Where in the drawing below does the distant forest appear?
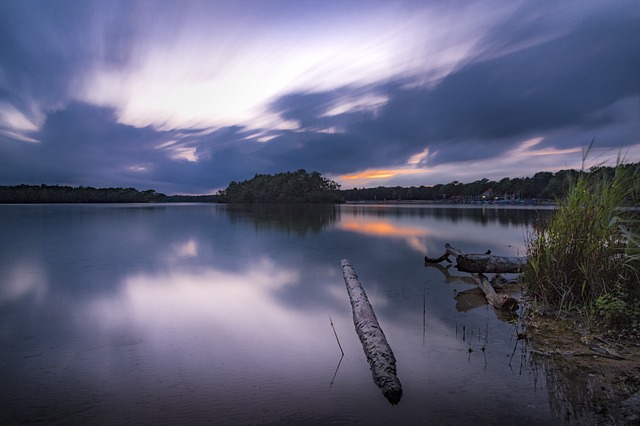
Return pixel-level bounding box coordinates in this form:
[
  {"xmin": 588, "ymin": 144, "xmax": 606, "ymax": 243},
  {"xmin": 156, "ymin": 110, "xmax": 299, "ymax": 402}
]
[
  {"xmin": 0, "ymin": 185, "xmax": 215, "ymax": 204},
  {"xmin": 340, "ymin": 163, "xmax": 640, "ymax": 203},
  {"xmin": 1, "ymin": 163, "xmax": 637, "ymax": 204}
]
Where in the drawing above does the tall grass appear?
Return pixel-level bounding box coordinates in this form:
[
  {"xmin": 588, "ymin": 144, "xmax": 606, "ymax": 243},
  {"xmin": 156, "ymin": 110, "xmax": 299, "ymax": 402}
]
[{"xmin": 523, "ymin": 163, "xmax": 639, "ymax": 333}]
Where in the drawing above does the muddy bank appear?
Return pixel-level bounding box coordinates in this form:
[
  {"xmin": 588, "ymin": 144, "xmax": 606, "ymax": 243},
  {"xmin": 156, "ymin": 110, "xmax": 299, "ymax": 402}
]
[{"xmin": 527, "ymin": 315, "xmax": 640, "ymax": 425}]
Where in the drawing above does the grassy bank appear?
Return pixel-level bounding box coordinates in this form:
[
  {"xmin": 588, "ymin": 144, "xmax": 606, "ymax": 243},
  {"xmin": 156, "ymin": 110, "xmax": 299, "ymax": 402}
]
[{"xmin": 523, "ymin": 163, "xmax": 640, "ymax": 337}]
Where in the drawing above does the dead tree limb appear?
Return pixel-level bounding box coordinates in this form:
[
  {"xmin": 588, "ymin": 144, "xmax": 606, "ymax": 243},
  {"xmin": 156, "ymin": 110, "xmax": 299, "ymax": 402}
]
[
  {"xmin": 425, "ymin": 243, "xmax": 526, "ymax": 273},
  {"xmin": 341, "ymin": 259, "xmax": 402, "ymax": 405},
  {"xmin": 425, "ymin": 244, "xmax": 520, "ymax": 310},
  {"xmin": 472, "ymin": 273, "xmax": 518, "ymax": 311}
]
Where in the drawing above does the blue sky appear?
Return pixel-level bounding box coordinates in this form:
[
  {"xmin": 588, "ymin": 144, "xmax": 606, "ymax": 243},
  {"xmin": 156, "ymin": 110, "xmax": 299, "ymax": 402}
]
[{"xmin": 0, "ymin": 0, "xmax": 638, "ymax": 194}]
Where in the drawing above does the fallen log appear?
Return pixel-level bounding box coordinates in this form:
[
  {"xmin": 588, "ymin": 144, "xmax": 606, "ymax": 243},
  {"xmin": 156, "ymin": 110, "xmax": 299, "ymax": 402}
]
[
  {"xmin": 425, "ymin": 243, "xmax": 526, "ymax": 273},
  {"xmin": 341, "ymin": 259, "xmax": 402, "ymax": 405}
]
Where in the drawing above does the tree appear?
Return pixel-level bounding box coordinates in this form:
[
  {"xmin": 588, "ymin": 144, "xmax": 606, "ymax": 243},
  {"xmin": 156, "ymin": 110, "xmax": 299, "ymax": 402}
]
[{"xmin": 216, "ymin": 170, "xmax": 344, "ymax": 204}]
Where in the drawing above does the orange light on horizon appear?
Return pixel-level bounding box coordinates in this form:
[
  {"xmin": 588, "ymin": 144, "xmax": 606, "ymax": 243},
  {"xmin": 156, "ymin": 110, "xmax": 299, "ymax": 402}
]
[
  {"xmin": 341, "ymin": 168, "xmax": 429, "ymax": 180},
  {"xmin": 343, "ymin": 170, "xmax": 395, "ymax": 179}
]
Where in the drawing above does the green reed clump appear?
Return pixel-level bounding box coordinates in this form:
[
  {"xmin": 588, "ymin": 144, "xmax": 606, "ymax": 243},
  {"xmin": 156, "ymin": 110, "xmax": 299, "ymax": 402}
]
[{"xmin": 524, "ymin": 164, "xmax": 640, "ymax": 333}]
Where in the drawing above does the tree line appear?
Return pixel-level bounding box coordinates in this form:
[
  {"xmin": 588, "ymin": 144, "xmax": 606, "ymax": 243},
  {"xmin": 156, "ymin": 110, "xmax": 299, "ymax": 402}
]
[
  {"xmin": 0, "ymin": 185, "xmax": 222, "ymax": 203},
  {"xmin": 0, "ymin": 185, "xmax": 168, "ymax": 203},
  {"xmin": 2, "ymin": 163, "xmax": 637, "ymax": 204},
  {"xmin": 340, "ymin": 163, "xmax": 640, "ymax": 203}
]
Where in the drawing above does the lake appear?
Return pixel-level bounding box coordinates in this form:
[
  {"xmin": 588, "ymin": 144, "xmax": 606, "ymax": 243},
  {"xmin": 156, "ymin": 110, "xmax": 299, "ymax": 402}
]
[{"xmin": 0, "ymin": 203, "xmax": 589, "ymax": 425}]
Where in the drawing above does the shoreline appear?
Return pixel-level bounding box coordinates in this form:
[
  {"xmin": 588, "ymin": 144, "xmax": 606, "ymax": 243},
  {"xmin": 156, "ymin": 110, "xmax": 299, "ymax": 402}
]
[{"xmin": 527, "ymin": 314, "xmax": 640, "ymax": 424}]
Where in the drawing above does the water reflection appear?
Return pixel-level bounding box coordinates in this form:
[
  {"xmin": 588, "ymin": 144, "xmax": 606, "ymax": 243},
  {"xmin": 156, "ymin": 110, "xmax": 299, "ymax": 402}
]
[
  {"xmin": 341, "ymin": 203, "xmax": 552, "ymax": 227},
  {"xmin": 424, "ymin": 262, "xmax": 522, "ymax": 319},
  {"xmin": 173, "ymin": 238, "xmax": 198, "ymax": 258},
  {"xmin": 0, "ymin": 204, "xmax": 581, "ymax": 424},
  {"xmin": 339, "ymin": 218, "xmax": 432, "ymax": 252},
  {"xmin": 0, "ymin": 260, "xmax": 48, "ymax": 303},
  {"xmin": 225, "ymin": 203, "xmax": 339, "ymax": 234},
  {"xmin": 91, "ymin": 259, "xmax": 300, "ymax": 336}
]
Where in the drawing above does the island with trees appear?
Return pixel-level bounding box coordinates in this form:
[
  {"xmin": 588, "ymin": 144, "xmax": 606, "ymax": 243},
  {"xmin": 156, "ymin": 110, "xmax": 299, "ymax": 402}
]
[{"xmin": 216, "ymin": 169, "xmax": 344, "ymax": 204}]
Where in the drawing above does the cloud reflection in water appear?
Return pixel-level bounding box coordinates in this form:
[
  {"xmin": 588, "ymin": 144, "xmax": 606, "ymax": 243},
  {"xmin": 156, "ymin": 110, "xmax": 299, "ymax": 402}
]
[
  {"xmin": 0, "ymin": 260, "xmax": 48, "ymax": 304},
  {"xmin": 89, "ymin": 259, "xmax": 303, "ymax": 344}
]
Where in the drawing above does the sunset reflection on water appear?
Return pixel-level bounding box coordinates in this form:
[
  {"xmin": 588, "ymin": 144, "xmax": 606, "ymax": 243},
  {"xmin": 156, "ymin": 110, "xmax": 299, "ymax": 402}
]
[{"xmin": 339, "ymin": 218, "xmax": 432, "ymax": 253}]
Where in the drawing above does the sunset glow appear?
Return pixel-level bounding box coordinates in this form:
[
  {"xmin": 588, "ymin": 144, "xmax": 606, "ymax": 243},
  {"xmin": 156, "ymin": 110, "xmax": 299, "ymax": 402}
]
[{"xmin": 342, "ymin": 169, "xmax": 430, "ymax": 180}]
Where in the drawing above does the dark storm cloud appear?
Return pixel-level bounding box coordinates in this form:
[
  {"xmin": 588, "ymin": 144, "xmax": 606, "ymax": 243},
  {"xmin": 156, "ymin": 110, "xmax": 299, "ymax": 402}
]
[
  {"xmin": 0, "ymin": 102, "xmax": 309, "ymax": 193},
  {"xmin": 433, "ymin": 8, "xmax": 639, "ymax": 136},
  {"xmin": 0, "ymin": 2, "xmax": 90, "ymax": 107},
  {"xmin": 0, "ymin": 101, "xmax": 271, "ymax": 193},
  {"xmin": 265, "ymin": 2, "xmax": 640, "ymax": 171},
  {"xmin": 263, "ymin": 81, "xmax": 429, "ymax": 174},
  {"xmin": 0, "ymin": 0, "xmax": 144, "ymax": 133},
  {"xmin": 269, "ymin": 91, "xmax": 341, "ymax": 129},
  {"xmin": 426, "ymin": 5, "xmax": 638, "ymax": 162},
  {"xmin": 0, "ymin": 102, "xmax": 238, "ymax": 193},
  {"xmin": 1, "ymin": 103, "xmax": 161, "ymax": 185}
]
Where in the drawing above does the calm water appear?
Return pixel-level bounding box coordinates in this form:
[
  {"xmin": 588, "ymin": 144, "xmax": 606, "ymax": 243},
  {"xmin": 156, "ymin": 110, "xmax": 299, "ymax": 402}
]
[{"xmin": 0, "ymin": 203, "xmax": 585, "ymax": 425}]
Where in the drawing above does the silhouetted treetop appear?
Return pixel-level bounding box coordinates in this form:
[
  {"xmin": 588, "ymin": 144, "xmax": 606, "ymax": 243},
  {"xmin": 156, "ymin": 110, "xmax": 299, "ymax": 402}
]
[
  {"xmin": 0, "ymin": 185, "xmax": 166, "ymax": 203},
  {"xmin": 216, "ymin": 169, "xmax": 344, "ymax": 204}
]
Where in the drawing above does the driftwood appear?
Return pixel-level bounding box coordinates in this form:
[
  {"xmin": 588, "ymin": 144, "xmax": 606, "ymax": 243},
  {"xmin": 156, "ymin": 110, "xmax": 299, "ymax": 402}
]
[
  {"xmin": 471, "ymin": 272, "xmax": 518, "ymax": 311},
  {"xmin": 424, "ymin": 262, "xmax": 520, "ymax": 321},
  {"xmin": 341, "ymin": 259, "xmax": 402, "ymax": 405},
  {"xmin": 425, "ymin": 244, "xmax": 519, "ymax": 311},
  {"xmin": 425, "ymin": 243, "xmax": 526, "ymax": 273}
]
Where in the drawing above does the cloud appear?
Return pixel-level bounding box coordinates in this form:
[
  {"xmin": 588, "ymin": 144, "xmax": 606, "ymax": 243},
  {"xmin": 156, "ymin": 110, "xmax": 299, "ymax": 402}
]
[
  {"xmin": 1, "ymin": 103, "xmax": 158, "ymax": 185},
  {"xmin": 0, "ymin": 102, "xmax": 239, "ymax": 193},
  {"xmin": 3, "ymin": 0, "xmax": 508, "ymax": 132},
  {"xmin": 261, "ymin": 1, "xmax": 640, "ymax": 182},
  {"xmin": 0, "ymin": 0, "xmax": 638, "ymax": 193}
]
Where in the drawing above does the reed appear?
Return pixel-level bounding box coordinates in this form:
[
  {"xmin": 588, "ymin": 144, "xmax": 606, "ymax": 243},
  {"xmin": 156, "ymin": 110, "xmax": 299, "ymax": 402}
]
[
  {"xmin": 329, "ymin": 315, "xmax": 344, "ymax": 356},
  {"xmin": 523, "ymin": 162, "xmax": 640, "ymax": 333}
]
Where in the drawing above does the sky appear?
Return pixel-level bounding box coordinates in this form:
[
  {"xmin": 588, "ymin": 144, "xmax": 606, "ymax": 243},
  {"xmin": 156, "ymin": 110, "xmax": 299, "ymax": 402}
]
[{"xmin": 0, "ymin": 0, "xmax": 639, "ymax": 194}]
